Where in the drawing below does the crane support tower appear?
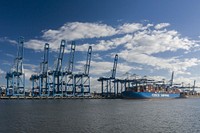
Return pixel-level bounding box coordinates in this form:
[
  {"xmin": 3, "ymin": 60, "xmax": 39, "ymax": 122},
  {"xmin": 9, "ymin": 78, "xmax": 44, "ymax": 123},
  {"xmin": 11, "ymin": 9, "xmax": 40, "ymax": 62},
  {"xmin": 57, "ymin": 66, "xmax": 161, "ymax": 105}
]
[
  {"xmin": 6, "ymin": 37, "xmax": 25, "ymax": 96},
  {"xmin": 39, "ymin": 43, "xmax": 50, "ymax": 96},
  {"xmin": 30, "ymin": 43, "xmax": 50, "ymax": 97},
  {"xmin": 48, "ymin": 40, "xmax": 65, "ymax": 97},
  {"xmin": 73, "ymin": 46, "xmax": 92, "ymax": 96},
  {"xmin": 30, "ymin": 74, "xmax": 39, "ymax": 96},
  {"xmin": 97, "ymin": 54, "xmax": 118, "ymax": 97},
  {"xmin": 64, "ymin": 41, "xmax": 76, "ymax": 96}
]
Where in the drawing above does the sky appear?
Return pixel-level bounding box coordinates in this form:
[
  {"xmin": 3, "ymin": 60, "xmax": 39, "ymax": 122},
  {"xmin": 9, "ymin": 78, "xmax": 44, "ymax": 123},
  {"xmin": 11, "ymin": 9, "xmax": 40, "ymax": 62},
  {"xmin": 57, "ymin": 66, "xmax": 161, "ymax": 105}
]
[{"xmin": 1, "ymin": 0, "xmax": 200, "ymax": 92}]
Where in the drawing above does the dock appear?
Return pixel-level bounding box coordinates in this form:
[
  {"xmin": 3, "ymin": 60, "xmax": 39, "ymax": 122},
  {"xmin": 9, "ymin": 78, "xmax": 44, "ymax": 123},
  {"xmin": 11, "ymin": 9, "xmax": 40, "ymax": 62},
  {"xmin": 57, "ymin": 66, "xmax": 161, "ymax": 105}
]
[{"xmin": 0, "ymin": 95, "xmax": 122, "ymax": 100}]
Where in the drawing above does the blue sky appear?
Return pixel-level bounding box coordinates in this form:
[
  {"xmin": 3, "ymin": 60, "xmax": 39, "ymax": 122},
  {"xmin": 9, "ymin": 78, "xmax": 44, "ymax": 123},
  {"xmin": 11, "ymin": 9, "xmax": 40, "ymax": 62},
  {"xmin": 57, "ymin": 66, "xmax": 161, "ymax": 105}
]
[{"xmin": 1, "ymin": 0, "xmax": 200, "ymax": 91}]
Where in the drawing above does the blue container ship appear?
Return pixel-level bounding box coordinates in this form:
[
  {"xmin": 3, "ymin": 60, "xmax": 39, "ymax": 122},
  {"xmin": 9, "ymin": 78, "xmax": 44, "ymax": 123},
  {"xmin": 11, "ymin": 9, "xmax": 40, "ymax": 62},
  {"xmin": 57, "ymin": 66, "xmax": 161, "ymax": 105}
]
[
  {"xmin": 122, "ymin": 91, "xmax": 180, "ymax": 99},
  {"xmin": 121, "ymin": 76, "xmax": 181, "ymax": 99}
]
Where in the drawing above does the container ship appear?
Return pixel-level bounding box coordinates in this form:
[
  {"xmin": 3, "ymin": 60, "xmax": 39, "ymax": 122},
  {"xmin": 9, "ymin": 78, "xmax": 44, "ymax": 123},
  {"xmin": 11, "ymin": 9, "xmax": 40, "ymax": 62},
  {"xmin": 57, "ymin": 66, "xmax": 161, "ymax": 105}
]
[
  {"xmin": 122, "ymin": 78, "xmax": 181, "ymax": 99},
  {"xmin": 122, "ymin": 90, "xmax": 180, "ymax": 99}
]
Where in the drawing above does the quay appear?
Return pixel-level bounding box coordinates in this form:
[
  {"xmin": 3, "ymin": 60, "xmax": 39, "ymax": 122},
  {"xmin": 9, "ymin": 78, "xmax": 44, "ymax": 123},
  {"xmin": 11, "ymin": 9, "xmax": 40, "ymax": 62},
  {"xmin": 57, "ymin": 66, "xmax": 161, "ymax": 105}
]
[
  {"xmin": 0, "ymin": 94, "xmax": 200, "ymax": 100},
  {"xmin": 0, "ymin": 95, "xmax": 122, "ymax": 100}
]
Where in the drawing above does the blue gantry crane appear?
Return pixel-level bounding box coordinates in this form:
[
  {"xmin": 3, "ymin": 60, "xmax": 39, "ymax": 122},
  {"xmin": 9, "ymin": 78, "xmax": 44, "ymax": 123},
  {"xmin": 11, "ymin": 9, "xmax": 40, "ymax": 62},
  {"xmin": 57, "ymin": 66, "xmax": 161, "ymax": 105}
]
[
  {"xmin": 73, "ymin": 46, "xmax": 92, "ymax": 96},
  {"xmin": 64, "ymin": 41, "xmax": 76, "ymax": 96},
  {"xmin": 39, "ymin": 43, "xmax": 50, "ymax": 96},
  {"xmin": 5, "ymin": 37, "xmax": 25, "ymax": 96},
  {"xmin": 30, "ymin": 43, "xmax": 50, "ymax": 97},
  {"xmin": 48, "ymin": 40, "xmax": 65, "ymax": 97},
  {"xmin": 82, "ymin": 46, "xmax": 92, "ymax": 95},
  {"xmin": 98, "ymin": 54, "xmax": 118, "ymax": 97},
  {"xmin": 30, "ymin": 73, "xmax": 39, "ymax": 96}
]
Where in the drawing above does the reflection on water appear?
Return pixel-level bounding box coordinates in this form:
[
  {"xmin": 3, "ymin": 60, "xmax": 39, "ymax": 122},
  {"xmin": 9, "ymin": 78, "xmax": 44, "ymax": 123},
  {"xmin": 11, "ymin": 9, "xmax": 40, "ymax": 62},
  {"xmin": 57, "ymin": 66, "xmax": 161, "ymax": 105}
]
[{"xmin": 0, "ymin": 98, "xmax": 200, "ymax": 133}]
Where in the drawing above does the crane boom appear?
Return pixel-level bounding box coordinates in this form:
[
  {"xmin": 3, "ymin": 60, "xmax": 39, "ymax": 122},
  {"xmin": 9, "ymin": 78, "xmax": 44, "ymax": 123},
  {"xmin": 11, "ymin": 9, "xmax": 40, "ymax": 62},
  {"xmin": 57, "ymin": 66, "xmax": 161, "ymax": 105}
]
[
  {"xmin": 17, "ymin": 36, "xmax": 24, "ymax": 60},
  {"xmin": 84, "ymin": 46, "xmax": 92, "ymax": 75},
  {"xmin": 67, "ymin": 41, "xmax": 76, "ymax": 74},
  {"xmin": 40, "ymin": 43, "xmax": 49, "ymax": 75},
  {"xmin": 111, "ymin": 54, "xmax": 118, "ymax": 79},
  {"xmin": 13, "ymin": 37, "xmax": 24, "ymax": 74},
  {"xmin": 54, "ymin": 40, "xmax": 65, "ymax": 72}
]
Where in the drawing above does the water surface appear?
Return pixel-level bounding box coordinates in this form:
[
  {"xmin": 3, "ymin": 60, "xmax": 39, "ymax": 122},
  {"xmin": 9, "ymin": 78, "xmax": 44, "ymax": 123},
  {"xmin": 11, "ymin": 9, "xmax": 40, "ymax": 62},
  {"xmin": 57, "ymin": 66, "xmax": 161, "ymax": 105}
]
[{"xmin": 0, "ymin": 98, "xmax": 200, "ymax": 133}]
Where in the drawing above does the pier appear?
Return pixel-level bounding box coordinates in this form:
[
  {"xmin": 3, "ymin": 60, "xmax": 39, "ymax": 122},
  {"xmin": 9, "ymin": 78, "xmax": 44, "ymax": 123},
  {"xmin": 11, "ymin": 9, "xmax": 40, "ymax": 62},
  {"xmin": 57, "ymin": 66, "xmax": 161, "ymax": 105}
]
[{"xmin": 0, "ymin": 93, "xmax": 123, "ymax": 100}]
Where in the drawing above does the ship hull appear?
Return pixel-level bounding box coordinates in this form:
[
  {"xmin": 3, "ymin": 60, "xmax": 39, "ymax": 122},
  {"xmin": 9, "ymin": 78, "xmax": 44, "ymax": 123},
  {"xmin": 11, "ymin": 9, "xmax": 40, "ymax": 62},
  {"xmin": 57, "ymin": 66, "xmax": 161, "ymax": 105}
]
[{"xmin": 122, "ymin": 91, "xmax": 180, "ymax": 99}]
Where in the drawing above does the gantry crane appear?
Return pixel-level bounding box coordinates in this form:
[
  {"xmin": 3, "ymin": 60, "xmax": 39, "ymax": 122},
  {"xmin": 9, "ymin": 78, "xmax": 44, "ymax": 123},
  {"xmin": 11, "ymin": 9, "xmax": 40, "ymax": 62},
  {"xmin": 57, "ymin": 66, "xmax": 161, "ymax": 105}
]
[
  {"xmin": 48, "ymin": 40, "xmax": 65, "ymax": 96},
  {"xmin": 30, "ymin": 43, "xmax": 49, "ymax": 97},
  {"xmin": 6, "ymin": 37, "xmax": 25, "ymax": 96},
  {"xmin": 30, "ymin": 43, "xmax": 50, "ymax": 97},
  {"xmin": 98, "ymin": 54, "xmax": 118, "ymax": 97},
  {"xmin": 64, "ymin": 41, "xmax": 76, "ymax": 96},
  {"xmin": 39, "ymin": 43, "xmax": 49, "ymax": 96},
  {"xmin": 73, "ymin": 46, "xmax": 92, "ymax": 96}
]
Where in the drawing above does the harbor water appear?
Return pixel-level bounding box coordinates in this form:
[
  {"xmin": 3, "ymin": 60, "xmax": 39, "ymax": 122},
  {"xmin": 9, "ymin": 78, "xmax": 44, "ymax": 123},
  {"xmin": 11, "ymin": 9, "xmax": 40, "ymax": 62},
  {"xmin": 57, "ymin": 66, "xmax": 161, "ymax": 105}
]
[{"xmin": 0, "ymin": 98, "xmax": 200, "ymax": 133}]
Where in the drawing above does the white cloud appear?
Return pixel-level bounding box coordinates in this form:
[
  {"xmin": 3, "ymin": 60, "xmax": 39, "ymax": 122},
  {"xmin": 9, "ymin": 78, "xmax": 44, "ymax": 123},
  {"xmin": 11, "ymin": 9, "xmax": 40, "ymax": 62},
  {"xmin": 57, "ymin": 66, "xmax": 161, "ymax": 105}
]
[
  {"xmin": 75, "ymin": 60, "xmax": 113, "ymax": 76},
  {"xmin": 90, "ymin": 77, "xmax": 101, "ymax": 92},
  {"xmin": 23, "ymin": 64, "xmax": 39, "ymax": 79},
  {"xmin": 74, "ymin": 60, "xmax": 108, "ymax": 77},
  {"xmin": 154, "ymin": 23, "xmax": 170, "ymax": 30},
  {"xmin": 24, "ymin": 39, "xmax": 46, "ymax": 51},
  {"xmin": 43, "ymin": 22, "xmax": 118, "ymax": 41},
  {"xmin": 8, "ymin": 21, "xmax": 200, "ymax": 85},
  {"xmin": 124, "ymin": 29, "xmax": 195, "ymax": 54},
  {"xmin": 113, "ymin": 26, "xmax": 199, "ymax": 75},
  {"xmin": 73, "ymin": 24, "xmax": 195, "ymax": 53},
  {"xmin": 25, "ymin": 39, "xmax": 72, "ymax": 53},
  {"xmin": 0, "ymin": 37, "xmax": 17, "ymax": 45},
  {"xmin": 24, "ymin": 68, "xmax": 36, "ymax": 80},
  {"xmin": 92, "ymin": 53, "xmax": 103, "ymax": 60},
  {"xmin": 173, "ymin": 76, "xmax": 200, "ymax": 87},
  {"xmin": 118, "ymin": 50, "xmax": 200, "ymax": 75},
  {"xmin": 25, "ymin": 22, "xmax": 152, "ymax": 52},
  {"xmin": 117, "ymin": 63, "xmax": 142, "ymax": 75},
  {"xmin": 118, "ymin": 23, "xmax": 144, "ymax": 34},
  {"xmin": 76, "ymin": 34, "xmax": 134, "ymax": 51},
  {"xmin": 148, "ymin": 75, "xmax": 167, "ymax": 81},
  {"xmin": 0, "ymin": 68, "xmax": 5, "ymax": 74},
  {"xmin": 6, "ymin": 22, "xmax": 197, "ymax": 55},
  {"xmin": 5, "ymin": 53, "xmax": 15, "ymax": 58},
  {"xmin": 83, "ymin": 60, "xmax": 140, "ymax": 77}
]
